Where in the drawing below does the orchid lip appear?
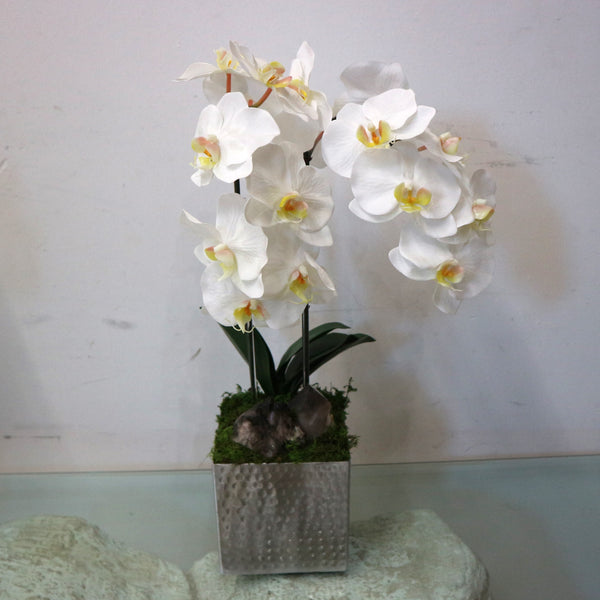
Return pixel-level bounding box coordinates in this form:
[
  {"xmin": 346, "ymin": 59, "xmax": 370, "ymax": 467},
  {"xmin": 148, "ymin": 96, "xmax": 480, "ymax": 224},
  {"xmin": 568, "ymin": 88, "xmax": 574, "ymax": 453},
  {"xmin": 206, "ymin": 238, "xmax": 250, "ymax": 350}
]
[
  {"xmin": 436, "ymin": 259, "xmax": 464, "ymax": 289},
  {"xmin": 192, "ymin": 135, "xmax": 220, "ymax": 170},
  {"xmin": 394, "ymin": 182, "xmax": 432, "ymax": 213},
  {"xmin": 356, "ymin": 120, "xmax": 392, "ymax": 148},
  {"xmin": 277, "ymin": 193, "xmax": 308, "ymax": 223},
  {"xmin": 233, "ymin": 299, "xmax": 265, "ymax": 331}
]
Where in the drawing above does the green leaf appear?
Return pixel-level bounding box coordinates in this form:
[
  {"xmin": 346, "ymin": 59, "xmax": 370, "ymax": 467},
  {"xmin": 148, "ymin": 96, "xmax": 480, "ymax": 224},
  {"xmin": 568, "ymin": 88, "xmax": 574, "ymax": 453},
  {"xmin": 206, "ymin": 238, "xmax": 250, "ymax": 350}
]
[
  {"xmin": 277, "ymin": 322, "xmax": 350, "ymax": 374},
  {"xmin": 251, "ymin": 327, "xmax": 278, "ymax": 396},
  {"xmin": 282, "ymin": 331, "xmax": 375, "ymax": 394},
  {"xmin": 219, "ymin": 325, "xmax": 278, "ymax": 395}
]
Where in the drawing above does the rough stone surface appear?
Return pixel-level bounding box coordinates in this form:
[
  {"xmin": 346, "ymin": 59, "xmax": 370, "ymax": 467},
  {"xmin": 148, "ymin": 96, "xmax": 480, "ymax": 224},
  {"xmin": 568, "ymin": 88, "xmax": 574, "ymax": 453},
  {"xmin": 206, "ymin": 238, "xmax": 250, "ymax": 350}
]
[
  {"xmin": 190, "ymin": 510, "xmax": 492, "ymax": 600},
  {"xmin": 0, "ymin": 515, "xmax": 191, "ymax": 600},
  {"xmin": 0, "ymin": 511, "xmax": 491, "ymax": 600}
]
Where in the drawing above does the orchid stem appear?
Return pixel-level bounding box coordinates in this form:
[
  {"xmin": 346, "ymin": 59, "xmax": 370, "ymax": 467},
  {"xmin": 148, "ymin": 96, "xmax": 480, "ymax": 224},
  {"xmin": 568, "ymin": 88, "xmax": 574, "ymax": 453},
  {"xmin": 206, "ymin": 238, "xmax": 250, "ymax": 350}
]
[
  {"xmin": 302, "ymin": 304, "xmax": 310, "ymax": 389},
  {"xmin": 249, "ymin": 87, "xmax": 272, "ymax": 108},
  {"xmin": 234, "ymin": 176, "xmax": 255, "ymax": 398},
  {"xmin": 226, "ymin": 72, "xmax": 232, "ymax": 93},
  {"xmin": 246, "ymin": 320, "xmax": 257, "ymax": 399}
]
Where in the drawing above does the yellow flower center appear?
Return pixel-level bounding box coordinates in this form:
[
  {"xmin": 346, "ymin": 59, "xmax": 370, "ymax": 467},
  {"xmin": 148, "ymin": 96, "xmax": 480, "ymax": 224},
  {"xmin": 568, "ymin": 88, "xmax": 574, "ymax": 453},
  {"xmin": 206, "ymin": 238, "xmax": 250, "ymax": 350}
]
[
  {"xmin": 191, "ymin": 135, "xmax": 220, "ymax": 170},
  {"xmin": 277, "ymin": 193, "xmax": 308, "ymax": 223},
  {"xmin": 472, "ymin": 199, "xmax": 495, "ymax": 222},
  {"xmin": 356, "ymin": 120, "xmax": 392, "ymax": 148},
  {"xmin": 394, "ymin": 182, "xmax": 432, "ymax": 213},
  {"xmin": 233, "ymin": 299, "xmax": 265, "ymax": 330},
  {"xmin": 204, "ymin": 243, "xmax": 236, "ymax": 278},
  {"xmin": 215, "ymin": 48, "xmax": 238, "ymax": 72},
  {"xmin": 288, "ymin": 266, "xmax": 311, "ymax": 303},
  {"xmin": 288, "ymin": 78, "xmax": 310, "ymax": 102},
  {"xmin": 259, "ymin": 61, "xmax": 292, "ymax": 88},
  {"xmin": 436, "ymin": 259, "xmax": 464, "ymax": 289}
]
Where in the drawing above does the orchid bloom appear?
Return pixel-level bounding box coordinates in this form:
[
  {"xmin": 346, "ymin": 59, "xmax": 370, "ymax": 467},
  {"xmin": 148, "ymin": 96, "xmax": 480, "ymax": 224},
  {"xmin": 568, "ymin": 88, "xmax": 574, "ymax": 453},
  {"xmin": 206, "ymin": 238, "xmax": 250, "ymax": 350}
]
[
  {"xmin": 176, "ymin": 48, "xmax": 240, "ymax": 82},
  {"xmin": 181, "ymin": 193, "xmax": 268, "ymax": 298},
  {"xmin": 200, "ymin": 265, "xmax": 267, "ymax": 330},
  {"xmin": 438, "ymin": 168, "xmax": 496, "ymax": 246},
  {"xmin": 201, "ymin": 263, "xmax": 309, "ymax": 330},
  {"xmin": 388, "ymin": 221, "xmax": 494, "ymax": 313},
  {"xmin": 321, "ymin": 88, "xmax": 435, "ymax": 178},
  {"xmin": 229, "ymin": 41, "xmax": 293, "ymax": 92},
  {"xmin": 190, "ymin": 92, "xmax": 279, "ymax": 187},
  {"xmin": 261, "ymin": 226, "xmax": 336, "ymax": 305},
  {"xmin": 245, "ymin": 142, "xmax": 333, "ymax": 246},
  {"xmin": 279, "ymin": 42, "xmax": 332, "ymax": 125},
  {"xmin": 414, "ymin": 129, "xmax": 464, "ymax": 164},
  {"xmin": 349, "ymin": 145, "xmax": 462, "ymax": 238},
  {"xmin": 176, "ymin": 48, "xmax": 250, "ymax": 104}
]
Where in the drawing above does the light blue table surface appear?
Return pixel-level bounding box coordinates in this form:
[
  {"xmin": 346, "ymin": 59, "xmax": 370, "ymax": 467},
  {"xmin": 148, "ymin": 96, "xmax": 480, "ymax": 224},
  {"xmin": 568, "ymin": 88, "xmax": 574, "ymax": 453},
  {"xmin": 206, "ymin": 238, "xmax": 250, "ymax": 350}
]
[{"xmin": 1, "ymin": 456, "xmax": 598, "ymax": 600}]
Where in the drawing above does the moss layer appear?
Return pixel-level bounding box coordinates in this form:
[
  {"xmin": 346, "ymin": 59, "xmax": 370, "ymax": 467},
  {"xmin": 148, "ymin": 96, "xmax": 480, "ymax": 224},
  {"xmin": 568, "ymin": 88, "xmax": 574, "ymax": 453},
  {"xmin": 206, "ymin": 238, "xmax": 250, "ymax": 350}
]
[{"xmin": 211, "ymin": 382, "xmax": 358, "ymax": 464}]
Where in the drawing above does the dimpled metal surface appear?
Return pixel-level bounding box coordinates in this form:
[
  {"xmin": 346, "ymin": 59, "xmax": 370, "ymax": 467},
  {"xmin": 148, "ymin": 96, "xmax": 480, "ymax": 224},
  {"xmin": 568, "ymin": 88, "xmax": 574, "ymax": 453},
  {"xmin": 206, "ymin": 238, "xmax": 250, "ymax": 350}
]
[{"xmin": 213, "ymin": 461, "xmax": 350, "ymax": 574}]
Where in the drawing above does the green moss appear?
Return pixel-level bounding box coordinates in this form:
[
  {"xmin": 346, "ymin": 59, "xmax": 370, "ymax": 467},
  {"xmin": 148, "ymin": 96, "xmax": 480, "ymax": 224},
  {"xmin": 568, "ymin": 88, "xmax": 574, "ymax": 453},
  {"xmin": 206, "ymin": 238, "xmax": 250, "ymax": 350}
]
[{"xmin": 211, "ymin": 381, "xmax": 359, "ymax": 464}]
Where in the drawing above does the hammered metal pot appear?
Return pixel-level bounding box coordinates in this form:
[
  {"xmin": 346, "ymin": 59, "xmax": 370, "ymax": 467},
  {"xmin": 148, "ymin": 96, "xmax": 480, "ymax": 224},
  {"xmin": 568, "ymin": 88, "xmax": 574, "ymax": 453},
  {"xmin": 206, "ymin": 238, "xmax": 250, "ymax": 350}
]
[{"xmin": 213, "ymin": 461, "xmax": 350, "ymax": 574}]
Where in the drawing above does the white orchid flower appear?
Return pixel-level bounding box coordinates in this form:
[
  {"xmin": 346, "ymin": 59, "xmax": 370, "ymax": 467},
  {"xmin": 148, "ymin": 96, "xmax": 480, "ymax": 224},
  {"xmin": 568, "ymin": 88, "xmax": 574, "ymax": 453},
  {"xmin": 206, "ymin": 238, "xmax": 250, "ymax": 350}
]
[
  {"xmin": 262, "ymin": 226, "xmax": 336, "ymax": 305},
  {"xmin": 176, "ymin": 48, "xmax": 240, "ymax": 81},
  {"xmin": 279, "ymin": 42, "xmax": 332, "ymax": 126},
  {"xmin": 349, "ymin": 145, "xmax": 462, "ymax": 238},
  {"xmin": 388, "ymin": 221, "xmax": 494, "ymax": 314},
  {"xmin": 190, "ymin": 92, "xmax": 279, "ymax": 187},
  {"xmin": 439, "ymin": 168, "xmax": 496, "ymax": 246},
  {"xmin": 321, "ymin": 88, "xmax": 435, "ymax": 178},
  {"xmin": 181, "ymin": 193, "xmax": 268, "ymax": 298},
  {"xmin": 176, "ymin": 48, "xmax": 249, "ymax": 104},
  {"xmin": 245, "ymin": 142, "xmax": 333, "ymax": 246},
  {"xmin": 413, "ymin": 128, "xmax": 464, "ymax": 163},
  {"xmin": 229, "ymin": 41, "xmax": 294, "ymax": 93},
  {"xmin": 200, "ymin": 265, "xmax": 267, "ymax": 330},
  {"xmin": 334, "ymin": 60, "xmax": 409, "ymax": 113},
  {"xmin": 201, "ymin": 264, "xmax": 307, "ymax": 331}
]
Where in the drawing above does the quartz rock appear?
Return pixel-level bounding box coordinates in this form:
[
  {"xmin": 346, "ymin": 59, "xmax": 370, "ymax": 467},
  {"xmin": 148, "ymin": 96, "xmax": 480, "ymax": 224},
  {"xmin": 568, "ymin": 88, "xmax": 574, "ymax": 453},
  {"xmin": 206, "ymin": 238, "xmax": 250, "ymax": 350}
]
[
  {"xmin": 189, "ymin": 510, "xmax": 492, "ymax": 600},
  {"xmin": 0, "ymin": 515, "xmax": 191, "ymax": 600},
  {"xmin": 288, "ymin": 386, "xmax": 333, "ymax": 438},
  {"xmin": 232, "ymin": 398, "xmax": 304, "ymax": 458}
]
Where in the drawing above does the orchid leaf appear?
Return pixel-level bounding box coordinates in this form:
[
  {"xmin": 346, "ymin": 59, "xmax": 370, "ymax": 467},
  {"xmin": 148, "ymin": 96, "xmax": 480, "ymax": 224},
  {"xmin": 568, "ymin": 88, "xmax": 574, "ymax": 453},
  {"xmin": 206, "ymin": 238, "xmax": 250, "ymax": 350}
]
[
  {"xmin": 219, "ymin": 325, "xmax": 277, "ymax": 395},
  {"xmin": 282, "ymin": 331, "xmax": 375, "ymax": 394},
  {"xmin": 277, "ymin": 322, "xmax": 350, "ymax": 373}
]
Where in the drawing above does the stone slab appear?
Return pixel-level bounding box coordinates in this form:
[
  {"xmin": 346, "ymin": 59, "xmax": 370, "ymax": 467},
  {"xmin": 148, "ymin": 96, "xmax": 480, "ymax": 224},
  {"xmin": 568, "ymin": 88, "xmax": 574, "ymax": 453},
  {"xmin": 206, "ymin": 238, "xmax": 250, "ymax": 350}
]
[
  {"xmin": 0, "ymin": 515, "xmax": 191, "ymax": 600},
  {"xmin": 0, "ymin": 511, "xmax": 491, "ymax": 600},
  {"xmin": 190, "ymin": 510, "xmax": 491, "ymax": 599}
]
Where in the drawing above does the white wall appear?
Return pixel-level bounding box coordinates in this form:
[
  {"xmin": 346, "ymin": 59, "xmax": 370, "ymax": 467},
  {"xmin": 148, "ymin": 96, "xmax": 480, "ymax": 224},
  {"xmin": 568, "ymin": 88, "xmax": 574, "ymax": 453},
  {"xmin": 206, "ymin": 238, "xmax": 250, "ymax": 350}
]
[{"xmin": 1, "ymin": 0, "xmax": 598, "ymax": 472}]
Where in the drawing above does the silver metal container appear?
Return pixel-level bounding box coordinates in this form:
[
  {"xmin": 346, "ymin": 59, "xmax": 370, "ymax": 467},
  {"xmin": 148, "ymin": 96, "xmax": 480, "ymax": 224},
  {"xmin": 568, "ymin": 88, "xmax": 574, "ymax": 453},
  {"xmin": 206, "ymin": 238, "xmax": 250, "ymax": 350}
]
[{"xmin": 213, "ymin": 461, "xmax": 350, "ymax": 574}]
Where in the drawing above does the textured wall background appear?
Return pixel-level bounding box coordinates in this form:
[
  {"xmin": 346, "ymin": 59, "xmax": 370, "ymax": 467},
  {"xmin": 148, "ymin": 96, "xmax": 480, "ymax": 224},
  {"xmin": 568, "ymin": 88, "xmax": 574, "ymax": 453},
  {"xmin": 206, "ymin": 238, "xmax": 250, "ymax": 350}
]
[{"xmin": 1, "ymin": 0, "xmax": 598, "ymax": 472}]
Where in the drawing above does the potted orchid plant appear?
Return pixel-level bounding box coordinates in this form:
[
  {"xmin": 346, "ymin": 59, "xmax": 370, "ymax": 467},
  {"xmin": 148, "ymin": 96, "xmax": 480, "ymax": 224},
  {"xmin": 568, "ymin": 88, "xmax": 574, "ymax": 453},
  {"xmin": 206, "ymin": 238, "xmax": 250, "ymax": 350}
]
[{"xmin": 178, "ymin": 41, "xmax": 495, "ymax": 575}]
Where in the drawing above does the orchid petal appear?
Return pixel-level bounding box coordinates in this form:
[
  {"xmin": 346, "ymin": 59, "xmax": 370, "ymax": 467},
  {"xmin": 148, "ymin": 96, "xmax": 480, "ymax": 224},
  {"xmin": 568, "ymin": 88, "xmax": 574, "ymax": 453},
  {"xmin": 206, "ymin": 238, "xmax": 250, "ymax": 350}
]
[
  {"xmin": 433, "ymin": 286, "xmax": 462, "ymax": 314},
  {"xmin": 176, "ymin": 62, "xmax": 216, "ymax": 81},
  {"xmin": 349, "ymin": 199, "xmax": 395, "ymax": 223},
  {"xmin": 296, "ymin": 225, "xmax": 333, "ymax": 247},
  {"xmin": 351, "ymin": 148, "xmax": 408, "ymax": 217},
  {"xmin": 388, "ymin": 247, "xmax": 434, "ymax": 281},
  {"xmin": 398, "ymin": 221, "xmax": 453, "ymax": 269},
  {"xmin": 413, "ymin": 157, "xmax": 461, "ymax": 219},
  {"xmin": 363, "ymin": 88, "xmax": 417, "ymax": 129},
  {"xmin": 394, "ymin": 105, "xmax": 436, "ymax": 140}
]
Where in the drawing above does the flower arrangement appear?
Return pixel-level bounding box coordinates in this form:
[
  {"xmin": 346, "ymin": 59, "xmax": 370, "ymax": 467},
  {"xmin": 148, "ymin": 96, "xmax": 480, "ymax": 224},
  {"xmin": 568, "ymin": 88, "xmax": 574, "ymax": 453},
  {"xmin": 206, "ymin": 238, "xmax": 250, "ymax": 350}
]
[{"xmin": 178, "ymin": 41, "xmax": 495, "ymax": 457}]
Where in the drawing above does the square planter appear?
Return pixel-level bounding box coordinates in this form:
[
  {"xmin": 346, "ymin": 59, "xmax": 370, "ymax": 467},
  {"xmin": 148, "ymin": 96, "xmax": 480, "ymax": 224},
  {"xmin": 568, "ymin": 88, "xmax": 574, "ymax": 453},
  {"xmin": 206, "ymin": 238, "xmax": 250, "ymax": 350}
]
[{"xmin": 213, "ymin": 460, "xmax": 350, "ymax": 575}]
